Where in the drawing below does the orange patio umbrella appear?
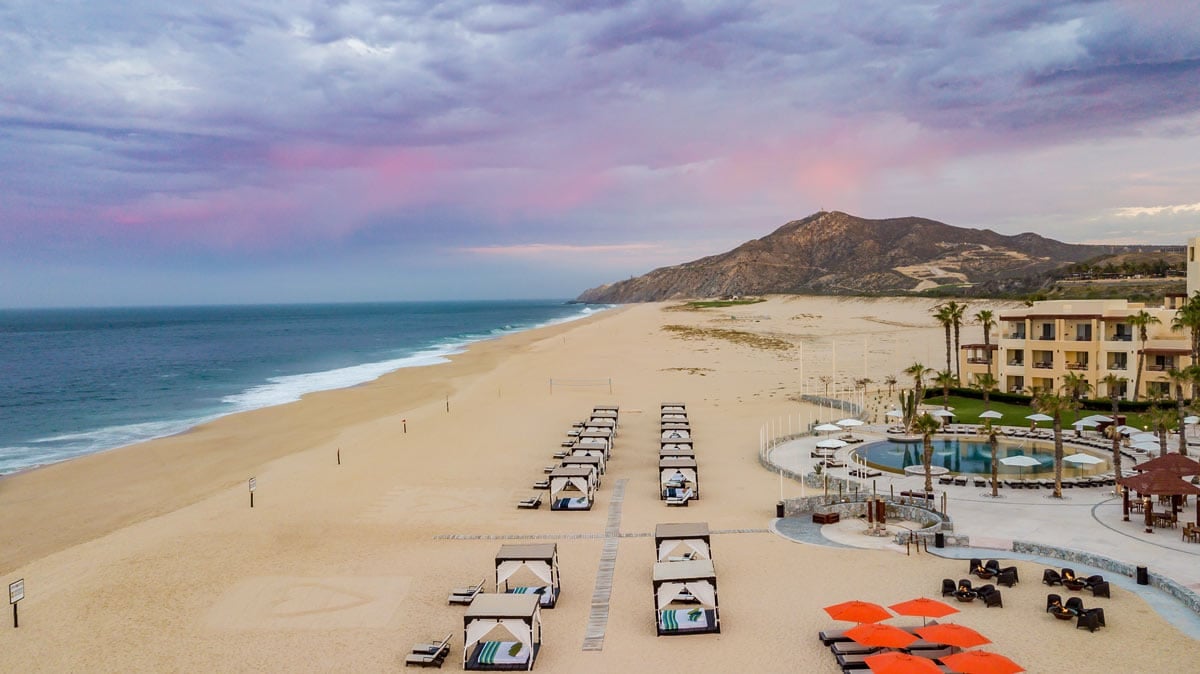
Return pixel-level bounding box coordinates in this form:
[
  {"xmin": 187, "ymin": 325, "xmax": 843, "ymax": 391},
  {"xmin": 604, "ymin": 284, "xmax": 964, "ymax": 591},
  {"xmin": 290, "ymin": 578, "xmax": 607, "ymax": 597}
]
[
  {"xmin": 889, "ymin": 597, "xmax": 959, "ymax": 625},
  {"xmin": 864, "ymin": 651, "xmax": 943, "ymax": 674},
  {"xmin": 941, "ymin": 650, "xmax": 1024, "ymax": 674},
  {"xmin": 846, "ymin": 623, "xmax": 918, "ymax": 649},
  {"xmin": 915, "ymin": 623, "xmax": 990, "ymax": 649},
  {"xmin": 824, "ymin": 600, "xmax": 892, "ymax": 624}
]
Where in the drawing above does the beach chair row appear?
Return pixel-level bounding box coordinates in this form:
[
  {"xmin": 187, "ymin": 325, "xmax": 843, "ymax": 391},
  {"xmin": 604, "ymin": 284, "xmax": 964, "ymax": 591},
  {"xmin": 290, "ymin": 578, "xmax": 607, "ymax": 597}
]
[
  {"xmin": 653, "ymin": 521, "xmax": 720, "ymax": 636},
  {"xmin": 524, "ymin": 405, "xmax": 618, "ymax": 511},
  {"xmin": 660, "ymin": 403, "xmax": 697, "ymax": 506}
]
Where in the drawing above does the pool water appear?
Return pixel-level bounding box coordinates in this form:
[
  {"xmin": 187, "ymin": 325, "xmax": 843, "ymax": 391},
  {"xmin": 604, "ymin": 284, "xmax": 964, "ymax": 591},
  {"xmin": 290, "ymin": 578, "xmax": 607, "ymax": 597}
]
[{"xmin": 855, "ymin": 439, "xmax": 1108, "ymax": 476}]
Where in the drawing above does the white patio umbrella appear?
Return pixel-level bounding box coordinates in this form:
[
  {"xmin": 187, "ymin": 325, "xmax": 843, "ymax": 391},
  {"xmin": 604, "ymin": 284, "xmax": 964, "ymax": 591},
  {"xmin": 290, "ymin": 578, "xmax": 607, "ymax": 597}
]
[
  {"xmin": 1000, "ymin": 455, "xmax": 1041, "ymax": 479},
  {"xmin": 1130, "ymin": 432, "xmax": 1159, "ymax": 443},
  {"xmin": 885, "ymin": 410, "xmax": 904, "ymax": 418},
  {"xmin": 1073, "ymin": 419, "xmax": 1100, "ymax": 427},
  {"xmin": 1082, "ymin": 414, "xmax": 1113, "ymax": 423},
  {"xmin": 1116, "ymin": 425, "xmax": 1139, "ymax": 435},
  {"xmin": 1132, "ymin": 441, "xmax": 1161, "ymax": 452},
  {"xmin": 1025, "ymin": 413, "xmax": 1053, "ymax": 422},
  {"xmin": 836, "ymin": 418, "xmax": 865, "ymax": 427},
  {"xmin": 814, "ymin": 423, "xmax": 842, "ymax": 433},
  {"xmin": 1064, "ymin": 452, "xmax": 1104, "ymax": 477},
  {"xmin": 978, "ymin": 410, "xmax": 1003, "ymax": 419},
  {"xmin": 1185, "ymin": 416, "xmax": 1200, "ymax": 425},
  {"xmin": 930, "ymin": 409, "xmax": 955, "ymax": 418},
  {"xmin": 816, "ymin": 438, "xmax": 848, "ymax": 449}
]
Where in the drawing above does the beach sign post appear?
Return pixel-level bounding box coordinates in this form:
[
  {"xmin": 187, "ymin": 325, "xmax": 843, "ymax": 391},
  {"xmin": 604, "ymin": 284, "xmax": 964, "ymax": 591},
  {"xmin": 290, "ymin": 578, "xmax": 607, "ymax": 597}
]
[
  {"xmin": 9, "ymin": 578, "xmax": 23, "ymax": 628},
  {"xmin": 249, "ymin": 477, "xmax": 256, "ymax": 508}
]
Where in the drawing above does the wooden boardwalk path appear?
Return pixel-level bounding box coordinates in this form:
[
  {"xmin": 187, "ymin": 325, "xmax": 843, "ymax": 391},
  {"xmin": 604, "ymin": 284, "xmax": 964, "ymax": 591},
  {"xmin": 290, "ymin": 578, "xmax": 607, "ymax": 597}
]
[{"xmin": 582, "ymin": 478, "xmax": 627, "ymax": 651}]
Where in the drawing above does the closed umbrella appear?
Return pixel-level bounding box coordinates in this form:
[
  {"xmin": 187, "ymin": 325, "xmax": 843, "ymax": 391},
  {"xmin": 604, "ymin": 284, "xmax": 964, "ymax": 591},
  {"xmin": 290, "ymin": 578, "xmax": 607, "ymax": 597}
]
[
  {"xmin": 914, "ymin": 623, "xmax": 990, "ymax": 649},
  {"xmin": 940, "ymin": 650, "xmax": 1024, "ymax": 674},
  {"xmin": 845, "ymin": 623, "xmax": 917, "ymax": 649},
  {"xmin": 864, "ymin": 651, "xmax": 942, "ymax": 674},
  {"xmin": 824, "ymin": 600, "xmax": 892, "ymax": 624}
]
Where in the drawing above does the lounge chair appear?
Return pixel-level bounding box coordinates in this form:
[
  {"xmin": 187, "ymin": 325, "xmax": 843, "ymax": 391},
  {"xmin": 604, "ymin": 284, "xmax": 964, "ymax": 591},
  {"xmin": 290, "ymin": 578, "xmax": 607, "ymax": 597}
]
[
  {"xmin": 1046, "ymin": 593, "xmax": 1062, "ymax": 613},
  {"xmin": 1064, "ymin": 597, "xmax": 1085, "ymax": 615},
  {"xmin": 818, "ymin": 628, "xmax": 852, "ymax": 645},
  {"xmin": 1077, "ymin": 608, "xmax": 1104, "ymax": 632},
  {"xmin": 517, "ymin": 494, "xmax": 543, "ymax": 509},
  {"xmin": 968, "ymin": 558, "xmax": 983, "ymax": 576},
  {"xmin": 980, "ymin": 588, "xmax": 1003, "ymax": 608},
  {"xmin": 997, "ymin": 567, "xmax": 1018, "ymax": 587},
  {"xmin": 953, "ymin": 476, "xmax": 967, "ymax": 487},
  {"xmin": 941, "ymin": 578, "xmax": 956, "ymax": 597},
  {"xmin": 984, "ymin": 559, "xmax": 1001, "ymax": 576},
  {"xmin": 448, "ymin": 580, "xmax": 484, "ymax": 605},
  {"xmin": 1042, "ymin": 569, "xmax": 1062, "ymax": 586},
  {"xmin": 666, "ymin": 489, "xmax": 694, "ymax": 507},
  {"xmin": 938, "ymin": 476, "xmax": 954, "ymax": 485},
  {"xmin": 831, "ymin": 641, "xmax": 880, "ymax": 656},
  {"xmin": 973, "ymin": 477, "xmax": 987, "ymax": 487},
  {"xmin": 405, "ymin": 633, "xmax": 452, "ymax": 668},
  {"xmin": 1089, "ymin": 581, "xmax": 1111, "ymax": 598},
  {"xmin": 532, "ymin": 479, "xmax": 549, "ymax": 489}
]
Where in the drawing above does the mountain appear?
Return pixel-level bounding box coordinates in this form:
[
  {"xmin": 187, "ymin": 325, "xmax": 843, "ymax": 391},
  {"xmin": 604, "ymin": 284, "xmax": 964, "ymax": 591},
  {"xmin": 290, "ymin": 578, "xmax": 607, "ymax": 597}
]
[{"xmin": 576, "ymin": 211, "xmax": 1176, "ymax": 302}]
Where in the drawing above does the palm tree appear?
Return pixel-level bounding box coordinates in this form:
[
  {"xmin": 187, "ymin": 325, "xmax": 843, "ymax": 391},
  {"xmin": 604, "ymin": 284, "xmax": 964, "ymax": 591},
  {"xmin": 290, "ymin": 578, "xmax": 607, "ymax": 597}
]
[
  {"xmin": 1167, "ymin": 367, "xmax": 1194, "ymax": 456},
  {"xmin": 975, "ymin": 309, "xmax": 996, "ymax": 377},
  {"xmin": 913, "ymin": 412, "xmax": 942, "ymax": 493},
  {"xmin": 948, "ymin": 301, "xmax": 967, "ymax": 379},
  {"xmin": 1145, "ymin": 400, "xmax": 1175, "ymax": 457},
  {"xmin": 884, "ymin": 375, "xmax": 897, "ymax": 397},
  {"xmin": 1171, "ymin": 293, "xmax": 1200, "ymax": 398},
  {"xmin": 1129, "ymin": 310, "xmax": 1162, "ymax": 401},
  {"xmin": 934, "ymin": 370, "xmax": 956, "ymax": 409},
  {"xmin": 932, "ymin": 305, "xmax": 955, "ymax": 375},
  {"xmin": 973, "ymin": 372, "xmax": 998, "ymax": 411},
  {"xmin": 1101, "ymin": 373, "xmax": 1127, "ymax": 479},
  {"xmin": 904, "ymin": 362, "xmax": 932, "ymax": 405},
  {"xmin": 1033, "ymin": 390, "xmax": 1073, "ymax": 498},
  {"xmin": 1060, "ymin": 371, "xmax": 1091, "ymax": 424}
]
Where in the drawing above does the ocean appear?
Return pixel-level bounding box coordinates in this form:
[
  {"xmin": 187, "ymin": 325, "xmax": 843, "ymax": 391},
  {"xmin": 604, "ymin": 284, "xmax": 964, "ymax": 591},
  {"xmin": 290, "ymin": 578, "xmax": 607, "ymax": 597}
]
[{"xmin": 0, "ymin": 300, "xmax": 605, "ymax": 475}]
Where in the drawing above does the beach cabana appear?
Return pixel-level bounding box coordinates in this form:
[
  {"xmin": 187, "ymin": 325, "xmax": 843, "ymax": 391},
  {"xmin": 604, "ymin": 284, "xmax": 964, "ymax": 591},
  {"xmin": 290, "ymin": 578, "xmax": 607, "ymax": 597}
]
[
  {"xmin": 569, "ymin": 442, "xmax": 609, "ymax": 468},
  {"xmin": 661, "ymin": 403, "xmax": 687, "ymax": 414},
  {"xmin": 583, "ymin": 419, "xmax": 616, "ymax": 437},
  {"xmin": 549, "ymin": 466, "xmax": 596, "ymax": 511},
  {"xmin": 653, "ymin": 559, "xmax": 720, "ymax": 635},
  {"xmin": 591, "ymin": 407, "xmax": 618, "ymax": 425},
  {"xmin": 562, "ymin": 454, "xmax": 604, "ymax": 478},
  {"xmin": 659, "ymin": 457, "xmax": 699, "ymax": 500},
  {"xmin": 661, "ymin": 420, "xmax": 691, "ymax": 430},
  {"xmin": 661, "ymin": 428, "xmax": 691, "ymax": 441},
  {"xmin": 571, "ymin": 438, "xmax": 610, "ymax": 460},
  {"xmin": 496, "ymin": 543, "xmax": 560, "ymax": 608},
  {"xmin": 661, "ymin": 438, "xmax": 695, "ymax": 451},
  {"xmin": 659, "ymin": 446, "xmax": 695, "ymax": 461},
  {"xmin": 661, "ymin": 412, "xmax": 689, "ymax": 424},
  {"xmin": 577, "ymin": 430, "xmax": 612, "ymax": 452},
  {"xmin": 655, "ymin": 522, "xmax": 712, "ymax": 562},
  {"xmin": 463, "ymin": 593, "xmax": 541, "ymax": 671}
]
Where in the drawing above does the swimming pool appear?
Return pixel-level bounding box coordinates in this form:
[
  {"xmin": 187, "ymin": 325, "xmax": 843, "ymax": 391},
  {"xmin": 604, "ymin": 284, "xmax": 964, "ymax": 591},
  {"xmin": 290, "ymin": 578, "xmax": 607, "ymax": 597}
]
[{"xmin": 854, "ymin": 439, "xmax": 1109, "ymax": 477}]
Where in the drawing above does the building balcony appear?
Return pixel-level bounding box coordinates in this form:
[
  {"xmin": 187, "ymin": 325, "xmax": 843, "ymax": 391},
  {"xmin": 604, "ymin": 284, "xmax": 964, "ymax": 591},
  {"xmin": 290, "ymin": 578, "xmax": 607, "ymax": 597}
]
[
  {"xmin": 966, "ymin": 357, "xmax": 991, "ymax": 364},
  {"xmin": 1035, "ymin": 335, "xmax": 1056, "ymax": 341},
  {"xmin": 1108, "ymin": 335, "xmax": 1133, "ymax": 342},
  {"xmin": 1066, "ymin": 362, "xmax": 1088, "ymax": 370},
  {"xmin": 1032, "ymin": 362, "xmax": 1054, "ymax": 369},
  {"xmin": 1107, "ymin": 364, "xmax": 1127, "ymax": 371},
  {"xmin": 1008, "ymin": 360, "xmax": 1025, "ymax": 367},
  {"xmin": 1004, "ymin": 333, "xmax": 1026, "ymax": 340}
]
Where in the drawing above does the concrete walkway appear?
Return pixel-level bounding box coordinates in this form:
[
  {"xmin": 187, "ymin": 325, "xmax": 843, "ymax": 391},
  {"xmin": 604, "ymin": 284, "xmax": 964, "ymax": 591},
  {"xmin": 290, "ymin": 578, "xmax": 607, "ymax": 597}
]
[{"xmin": 770, "ymin": 428, "xmax": 1200, "ymax": 602}]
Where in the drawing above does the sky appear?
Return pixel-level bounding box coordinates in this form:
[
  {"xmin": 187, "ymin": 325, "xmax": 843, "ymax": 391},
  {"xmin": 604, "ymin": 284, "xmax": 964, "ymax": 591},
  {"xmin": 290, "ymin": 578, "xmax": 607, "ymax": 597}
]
[{"xmin": 2, "ymin": 0, "xmax": 1199, "ymax": 307}]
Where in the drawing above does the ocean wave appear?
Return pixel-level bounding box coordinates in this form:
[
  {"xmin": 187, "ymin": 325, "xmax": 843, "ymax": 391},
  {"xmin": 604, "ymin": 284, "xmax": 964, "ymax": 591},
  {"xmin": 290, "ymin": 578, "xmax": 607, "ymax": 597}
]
[{"xmin": 2, "ymin": 417, "xmax": 215, "ymax": 475}]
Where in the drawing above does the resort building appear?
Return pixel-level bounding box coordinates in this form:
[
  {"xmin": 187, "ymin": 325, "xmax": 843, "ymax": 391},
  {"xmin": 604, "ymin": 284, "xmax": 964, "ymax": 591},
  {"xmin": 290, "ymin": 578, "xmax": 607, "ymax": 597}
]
[{"xmin": 959, "ymin": 298, "xmax": 1192, "ymax": 400}]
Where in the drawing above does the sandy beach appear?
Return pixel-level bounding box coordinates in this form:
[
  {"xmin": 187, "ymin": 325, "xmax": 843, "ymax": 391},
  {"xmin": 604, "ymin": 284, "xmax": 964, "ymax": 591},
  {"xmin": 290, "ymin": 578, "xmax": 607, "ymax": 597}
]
[{"xmin": 0, "ymin": 296, "xmax": 1196, "ymax": 672}]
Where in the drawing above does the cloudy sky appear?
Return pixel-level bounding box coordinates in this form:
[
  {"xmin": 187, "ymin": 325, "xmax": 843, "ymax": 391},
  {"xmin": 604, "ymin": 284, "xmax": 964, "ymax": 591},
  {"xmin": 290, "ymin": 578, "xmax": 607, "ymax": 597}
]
[{"xmin": 2, "ymin": 1, "xmax": 1199, "ymax": 307}]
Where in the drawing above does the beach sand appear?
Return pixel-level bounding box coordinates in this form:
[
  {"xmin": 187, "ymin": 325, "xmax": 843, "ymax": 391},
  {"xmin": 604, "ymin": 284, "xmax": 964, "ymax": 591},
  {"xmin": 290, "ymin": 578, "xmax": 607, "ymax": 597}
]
[{"xmin": 0, "ymin": 296, "xmax": 1196, "ymax": 672}]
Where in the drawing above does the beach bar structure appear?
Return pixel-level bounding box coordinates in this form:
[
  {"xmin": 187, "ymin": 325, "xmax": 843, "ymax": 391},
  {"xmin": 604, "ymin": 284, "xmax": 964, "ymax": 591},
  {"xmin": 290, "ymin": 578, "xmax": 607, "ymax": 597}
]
[
  {"xmin": 652, "ymin": 560, "xmax": 720, "ymax": 636},
  {"xmin": 655, "ymin": 522, "xmax": 712, "ymax": 562},
  {"xmin": 463, "ymin": 594, "xmax": 542, "ymax": 670},
  {"xmin": 561, "ymin": 454, "xmax": 605, "ymax": 478},
  {"xmin": 549, "ymin": 466, "xmax": 596, "ymax": 510},
  {"xmin": 496, "ymin": 543, "xmax": 560, "ymax": 608},
  {"xmin": 659, "ymin": 458, "xmax": 699, "ymax": 500}
]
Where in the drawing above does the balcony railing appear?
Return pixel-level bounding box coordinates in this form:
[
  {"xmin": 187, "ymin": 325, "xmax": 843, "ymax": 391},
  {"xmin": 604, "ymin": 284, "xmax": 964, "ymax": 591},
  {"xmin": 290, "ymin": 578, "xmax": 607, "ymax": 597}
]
[
  {"xmin": 1107, "ymin": 364, "xmax": 1127, "ymax": 371},
  {"xmin": 1036, "ymin": 335, "xmax": 1056, "ymax": 341},
  {"xmin": 1066, "ymin": 362, "xmax": 1088, "ymax": 370},
  {"xmin": 967, "ymin": 357, "xmax": 991, "ymax": 364},
  {"xmin": 1109, "ymin": 335, "xmax": 1133, "ymax": 342},
  {"xmin": 1147, "ymin": 364, "xmax": 1172, "ymax": 372},
  {"xmin": 1003, "ymin": 333, "xmax": 1026, "ymax": 340},
  {"xmin": 1032, "ymin": 362, "xmax": 1053, "ymax": 369},
  {"xmin": 1008, "ymin": 360, "xmax": 1024, "ymax": 366}
]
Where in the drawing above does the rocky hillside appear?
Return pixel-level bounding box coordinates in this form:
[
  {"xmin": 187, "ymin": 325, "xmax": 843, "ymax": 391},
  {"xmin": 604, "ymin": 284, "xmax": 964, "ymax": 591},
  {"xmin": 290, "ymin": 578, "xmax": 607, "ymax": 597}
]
[{"xmin": 577, "ymin": 211, "xmax": 1174, "ymax": 302}]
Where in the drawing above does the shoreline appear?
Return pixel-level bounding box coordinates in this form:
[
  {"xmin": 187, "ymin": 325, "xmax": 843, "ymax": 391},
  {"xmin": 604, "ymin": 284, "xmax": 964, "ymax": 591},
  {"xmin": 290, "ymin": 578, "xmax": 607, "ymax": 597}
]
[{"xmin": 0, "ymin": 306, "xmax": 620, "ymax": 573}]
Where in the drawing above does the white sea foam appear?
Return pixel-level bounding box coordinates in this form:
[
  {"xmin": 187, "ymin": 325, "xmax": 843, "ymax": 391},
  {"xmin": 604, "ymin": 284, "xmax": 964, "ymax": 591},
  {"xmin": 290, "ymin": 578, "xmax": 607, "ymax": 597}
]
[{"xmin": 0, "ymin": 303, "xmax": 610, "ymax": 475}]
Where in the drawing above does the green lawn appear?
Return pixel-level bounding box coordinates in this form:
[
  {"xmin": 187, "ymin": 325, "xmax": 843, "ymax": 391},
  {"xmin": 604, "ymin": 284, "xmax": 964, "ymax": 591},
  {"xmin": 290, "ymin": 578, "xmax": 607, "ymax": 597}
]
[{"xmin": 923, "ymin": 394, "xmax": 1162, "ymax": 431}]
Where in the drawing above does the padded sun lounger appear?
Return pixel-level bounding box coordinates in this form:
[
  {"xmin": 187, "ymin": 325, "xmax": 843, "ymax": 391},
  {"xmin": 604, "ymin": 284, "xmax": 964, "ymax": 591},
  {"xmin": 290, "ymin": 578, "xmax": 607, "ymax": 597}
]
[
  {"xmin": 517, "ymin": 494, "xmax": 542, "ymax": 509},
  {"xmin": 407, "ymin": 633, "xmax": 452, "ymax": 668},
  {"xmin": 448, "ymin": 581, "xmax": 484, "ymax": 605}
]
